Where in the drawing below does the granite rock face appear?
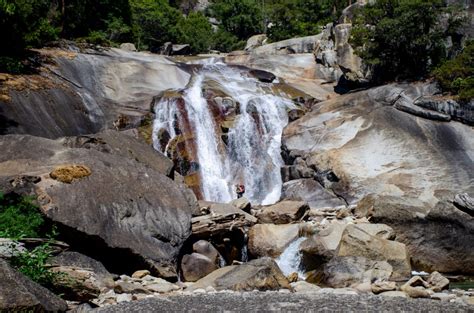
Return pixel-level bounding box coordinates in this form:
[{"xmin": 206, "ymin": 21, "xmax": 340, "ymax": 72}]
[
  {"xmin": 0, "ymin": 48, "xmax": 191, "ymax": 138},
  {"xmin": 283, "ymin": 82, "xmax": 474, "ymax": 274},
  {"xmin": 0, "ymin": 132, "xmax": 198, "ymax": 279}
]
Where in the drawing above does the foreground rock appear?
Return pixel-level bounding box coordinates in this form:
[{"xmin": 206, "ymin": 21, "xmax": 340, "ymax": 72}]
[
  {"xmin": 0, "ymin": 133, "xmax": 198, "ymax": 279},
  {"xmin": 50, "ymin": 251, "xmax": 116, "ymax": 301},
  {"xmin": 256, "ymin": 200, "xmax": 309, "ymax": 224},
  {"xmin": 181, "ymin": 253, "xmax": 218, "ymax": 282},
  {"xmin": 336, "ymin": 225, "xmax": 411, "ymax": 279},
  {"xmin": 319, "ymin": 256, "xmax": 393, "ymax": 288},
  {"xmin": 188, "ymin": 258, "xmax": 291, "ymax": 292},
  {"xmin": 356, "ymin": 195, "xmax": 474, "ymax": 274},
  {"xmin": 93, "ymin": 292, "xmax": 470, "ymax": 312},
  {"xmin": 0, "ymin": 259, "xmax": 67, "ymax": 312},
  {"xmin": 248, "ymin": 224, "xmax": 300, "ymax": 258}
]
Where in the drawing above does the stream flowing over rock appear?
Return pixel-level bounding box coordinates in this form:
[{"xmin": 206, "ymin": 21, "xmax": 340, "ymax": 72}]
[{"xmin": 152, "ymin": 59, "xmax": 295, "ymax": 204}]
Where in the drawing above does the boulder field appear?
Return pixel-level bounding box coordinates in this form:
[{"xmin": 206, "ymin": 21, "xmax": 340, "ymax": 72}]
[{"xmin": 0, "ymin": 36, "xmax": 473, "ymax": 310}]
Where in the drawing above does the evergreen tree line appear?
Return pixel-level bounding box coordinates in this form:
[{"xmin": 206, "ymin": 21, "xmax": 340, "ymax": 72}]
[
  {"xmin": 0, "ymin": 0, "xmax": 351, "ymax": 56},
  {"xmin": 0, "ymin": 0, "xmax": 471, "ymax": 99}
]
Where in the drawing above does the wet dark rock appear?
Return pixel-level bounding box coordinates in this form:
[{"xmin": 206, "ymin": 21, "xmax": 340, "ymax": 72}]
[
  {"xmin": 453, "ymin": 193, "xmax": 474, "ymax": 216},
  {"xmin": 249, "ymin": 69, "xmax": 276, "ymax": 83},
  {"xmin": 414, "ymin": 96, "xmax": 474, "ymax": 126}
]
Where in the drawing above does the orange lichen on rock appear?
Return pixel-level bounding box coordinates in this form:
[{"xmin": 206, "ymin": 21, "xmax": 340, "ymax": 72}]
[{"xmin": 50, "ymin": 165, "xmax": 92, "ymax": 183}]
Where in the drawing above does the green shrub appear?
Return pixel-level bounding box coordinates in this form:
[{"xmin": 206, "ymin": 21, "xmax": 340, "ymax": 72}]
[
  {"xmin": 210, "ymin": 28, "xmax": 245, "ymax": 52},
  {"xmin": 208, "ymin": 0, "xmax": 264, "ymax": 41},
  {"xmin": 433, "ymin": 41, "xmax": 474, "ymax": 102},
  {"xmin": 10, "ymin": 242, "xmax": 59, "ymax": 287},
  {"xmin": 177, "ymin": 12, "xmax": 213, "ymax": 53},
  {"xmin": 0, "ymin": 56, "xmax": 26, "ymax": 74},
  {"xmin": 350, "ymin": 0, "xmax": 463, "ymax": 82},
  {"xmin": 0, "ymin": 192, "xmax": 63, "ymax": 288},
  {"xmin": 0, "ymin": 193, "xmax": 44, "ymax": 239}
]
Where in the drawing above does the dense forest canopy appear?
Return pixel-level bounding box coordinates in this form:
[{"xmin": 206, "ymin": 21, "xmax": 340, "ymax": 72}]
[{"xmin": 0, "ymin": 0, "xmax": 471, "ymax": 99}]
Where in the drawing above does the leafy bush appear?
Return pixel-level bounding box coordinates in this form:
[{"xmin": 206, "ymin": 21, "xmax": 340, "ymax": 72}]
[
  {"xmin": 433, "ymin": 41, "xmax": 474, "ymax": 102},
  {"xmin": 10, "ymin": 242, "xmax": 59, "ymax": 287},
  {"xmin": 350, "ymin": 0, "xmax": 459, "ymax": 82},
  {"xmin": 210, "ymin": 28, "xmax": 245, "ymax": 52},
  {"xmin": 267, "ymin": 0, "xmax": 333, "ymax": 42},
  {"xmin": 130, "ymin": 0, "xmax": 183, "ymax": 52},
  {"xmin": 0, "ymin": 0, "xmax": 60, "ymax": 55},
  {"xmin": 0, "ymin": 193, "xmax": 44, "ymax": 239},
  {"xmin": 177, "ymin": 12, "xmax": 213, "ymax": 53},
  {"xmin": 0, "ymin": 192, "xmax": 62, "ymax": 288},
  {"xmin": 0, "ymin": 56, "xmax": 26, "ymax": 74},
  {"xmin": 208, "ymin": 0, "xmax": 264, "ymax": 41}
]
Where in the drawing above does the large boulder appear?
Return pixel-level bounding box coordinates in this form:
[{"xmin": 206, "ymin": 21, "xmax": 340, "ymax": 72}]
[
  {"xmin": 320, "ymin": 256, "xmax": 393, "ymax": 288},
  {"xmin": 248, "ymin": 224, "xmax": 300, "ymax": 258},
  {"xmin": 356, "ymin": 195, "xmax": 474, "ymax": 274},
  {"xmin": 50, "ymin": 251, "xmax": 115, "ymax": 301},
  {"xmin": 281, "ymin": 179, "xmax": 346, "ymax": 209},
  {"xmin": 188, "ymin": 258, "xmax": 291, "ymax": 291},
  {"xmin": 192, "ymin": 240, "xmax": 222, "ymax": 266},
  {"xmin": 245, "ymin": 34, "xmax": 268, "ymax": 51},
  {"xmin": 0, "ymin": 259, "xmax": 68, "ymax": 312},
  {"xmin": 283, "ymin": 82, "xmax": 473, "ymax": 204},
  {"xmin": 181, "ymin": 253, "xmax": 218, "ymax": 282},
  {"xmin": 336, "ymin": 224, "xmax": 411, "ymax": 280},
  {"xmin": 0, "ymin": 48, "xmax": 191, "ymax": 138},
  {"xmin": 257, "ymin": 200, "xmax": 309, "ymax": 224},
  {"xmin": 0, "ymin": 133, "xmax": 198, "ymax": 279}
]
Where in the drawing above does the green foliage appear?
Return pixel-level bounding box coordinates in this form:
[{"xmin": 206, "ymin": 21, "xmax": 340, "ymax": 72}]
[
  {"xmin": 0, "ymin": 0, "xmax": 60, "ymax": 55},
  {"xmin": 433, "ymin": 41, "xmax": 474, "ymax": 102},
  {"xmin": 266, "ymin": 0, "xmax": 333, "ymax": 41},
  {"xmin": 210, "ymin": 29, "xmax": 245, "ymax": 52},
  {"xmin": 10, "ymin": 242, "xmax": 59, "ymax": 287},
  {"xmin": 0, "ymin": 193, "xmax": 44, "ymax": 239},
  {"xmin": 0, "ymin": 56, "xmax": 26, "ymax": 74},
  {"xmin": 61, "ymin": 0, "xmax": 132, "ymax": 40},
  {"xmin": 177, "ymin": 12, "xmax": 213, "ymax": 53},
  {"xmin": 0, "ymin": 192, "xmax": 62, "ymax": 288},
  {"xmin": 130, "ymin": 0, "xmax": 182, "ymax": 51},
  {"xmin": 208, "ymin": 0, "xmax": 264, "ymax": 41},
  {"xmin": 350, "ymin": 0, "xmax": 460, "ymax": 82}
]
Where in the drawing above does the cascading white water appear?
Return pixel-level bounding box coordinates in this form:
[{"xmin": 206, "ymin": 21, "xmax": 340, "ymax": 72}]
[
  {"xmin": 276, "ymin": 237, "xmax": 306, "ymax": 279},
  {"xmin": 153, "ymin": 59, "xmax": 295, "ymax": 204}
]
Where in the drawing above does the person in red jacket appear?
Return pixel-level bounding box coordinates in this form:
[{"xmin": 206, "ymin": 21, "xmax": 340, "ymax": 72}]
[{"xmin": 236, "ymin": 184, "xmax": 245, "ymax": 199}]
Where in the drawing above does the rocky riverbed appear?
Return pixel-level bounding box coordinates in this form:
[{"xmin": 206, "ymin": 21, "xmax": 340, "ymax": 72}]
[
  {"xmin": 0, "ymin": 11, "xmax": 473, "ymax": 312},
  {"xmin": 90, "ymin": 292, "xmax": 471, "ymax": 313}
]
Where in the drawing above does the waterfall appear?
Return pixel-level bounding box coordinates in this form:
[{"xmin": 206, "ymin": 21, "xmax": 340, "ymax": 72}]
[
  {"xmin": 276, "ymin": 237, "xmax": 306, "ymax": 279},
  {"xmin": 153, "ymin": 59, "xmax": 295, "ymax": 204}
]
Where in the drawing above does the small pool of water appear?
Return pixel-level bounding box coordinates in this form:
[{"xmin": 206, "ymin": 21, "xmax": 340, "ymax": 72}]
[{"xmin": 450, "ymin": 281, "xmax": 474, "ymax": 290}]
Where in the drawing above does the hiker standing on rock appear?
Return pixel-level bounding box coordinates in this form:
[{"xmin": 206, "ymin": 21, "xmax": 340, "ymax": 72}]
[{"xmin": 236, "ymin": 184, "xmax": 245, "ymax": 199}]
